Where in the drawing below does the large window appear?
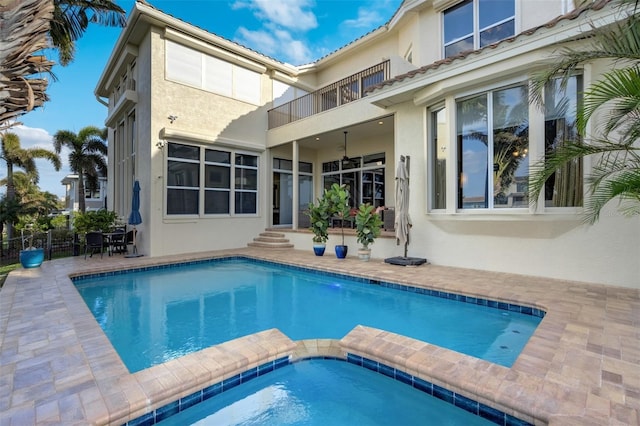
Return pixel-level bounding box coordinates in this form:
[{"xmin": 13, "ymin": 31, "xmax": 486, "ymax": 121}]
[
  {"xmin": 457, "ymin": 84, "xmax": 529, "ymax": 209},
  {"xmin": 544, "ymin": 75, "xmax": 583, "ymax": 207},
  {"xmin": 430, "ymin": 106, "xmax": 448, "ymax": 210},
  {"xmin": 322, "ymin": 153, "xmax": 386, "ymax": 208},
  {"xmin": 167, "ymin": 143, "xmax": 259, "ymax": 216},
  {"xmin": 444, "ymin": 0, "xmax": 515, "ymax": 58}
]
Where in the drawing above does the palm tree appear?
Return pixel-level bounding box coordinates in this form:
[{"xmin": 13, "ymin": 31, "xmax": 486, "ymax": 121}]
[
  {"xmin": 53, "ymin": 126, "xmax": 108, "ymax": 213},
  {"xmin": 0, "ymin": 132, "xmax": 62, "ymax": 239},
  {"xmin": 529, "ymin": 0, "xmax": 640, "ymax": 223},
  {"xmin": 50, "ymin": 0, "xmax": 126, "ymax": 66}
]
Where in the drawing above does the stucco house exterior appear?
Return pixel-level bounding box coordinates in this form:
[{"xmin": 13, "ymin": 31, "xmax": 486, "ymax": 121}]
[
  {"xmin": 60, "ymin": 174, "xmax": 107, "ymax": 212},
  {"xmin": 95, "ymin": 0, "xmax": 639, "ymax": 289}
]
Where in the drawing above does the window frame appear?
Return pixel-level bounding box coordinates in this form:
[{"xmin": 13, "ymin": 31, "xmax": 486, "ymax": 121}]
[
  {"xmin": 443, "ymin": 0, "xmax": 516, "ymax": 58},
  {"xmin": 455, "ymin": 82, "xmax": 530, "ymax": 211},
  {"xmin": 426, "ymin": 74, "xmax": 584, "ymax": 217},
  {"xmin": 165, "ymin": 142, "xmax": 260, "ymax": 217}
]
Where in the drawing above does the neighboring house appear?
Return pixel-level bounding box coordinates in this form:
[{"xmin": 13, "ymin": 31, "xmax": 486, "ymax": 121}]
[
  {"xmin": 60, "ymin": 174, "xmax": 107, "ymax": 212},
  {"xmin": 95, "ymin": 0, "xmax": 639, "ymax": 289}
]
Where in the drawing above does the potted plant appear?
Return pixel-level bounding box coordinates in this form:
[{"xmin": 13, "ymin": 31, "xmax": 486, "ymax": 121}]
[
  {"xmin": 355, "ymin": 204, "xmax": 384, "ymax": 261},
  {"xmin": 325, "ymin": 183, "xmax": 351, "ymax": 259},
  {"xmin": 306, "ymin": 197, "xmax": 330, "ymax": 256},
  {"xmin": 18, "ymin": 219, "xmax": 45, "ymax": 268}
]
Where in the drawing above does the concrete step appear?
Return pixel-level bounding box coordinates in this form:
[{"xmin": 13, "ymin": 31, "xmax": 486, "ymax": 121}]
[
  {"xmin": 259, "ymin": 231, "xmax": 286, "ymax": 238},
  {"xmin": 247, "ymin": 231, "xmax": 293, "ymax": 249},
  {"xmin": 247, "ymin": 241, "xmax": 294, "ymax": 249},
  {"xmin": 253, "ymin": 235, "xmax": 289, "ymax": 243}
]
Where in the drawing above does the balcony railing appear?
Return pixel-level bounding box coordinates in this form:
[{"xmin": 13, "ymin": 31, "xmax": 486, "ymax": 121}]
[{"xmin": 268, "ymin": 60, "xmax": 390, "ymax": 129}]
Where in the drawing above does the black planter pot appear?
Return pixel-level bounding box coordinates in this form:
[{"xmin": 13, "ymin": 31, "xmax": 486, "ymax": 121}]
[{"xmin": 334, "ymin": 245, "xmax": 348, "ymax": 259}]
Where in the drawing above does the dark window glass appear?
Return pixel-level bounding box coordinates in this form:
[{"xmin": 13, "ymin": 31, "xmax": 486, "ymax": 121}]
[
  {"xmin": 479, "ymin": 0, "xmax": 515, "ymax": 29},
  {"xmin": 205, "ymin": 149, "xmax": 230, "ymax": 164},
  {"xmin": 480, "ymin": 19, "xmax": 514, "ymax": 47},
  {"xmin": 235, "ymin": 168, "xmax": 257, "ymax": 190},
  {"xmin": 444, "ymin": 0, "xmax": 473, "ymax": 44},
  {"xmin": 168, "ymin": 143, "xmax": 199, "ymax": 160},
  {"xmin": 235, "ymin": 154, "xmax": 258, "ymax": 167},
  {"xmin": 363, "ymin": 153, "xmax": 385, "ymax": 166},
  {"xmin": 205, "ymin": 165, "xmax": 230, "ymax": 189},
  {"xmin": 323, "ymin": 161, "xmax": 340, "ymax": 173},
  {"xmin": 235, "ymin": 192, "xmax": 257, "ymax": 214},
  {"xmin": 544, "ymin": 75, "xmax": 583, "ymax": 207},
  {"xmin": 299, "ymin": 162, "xmax": 312, "ymax": 173},
  {"xmin": 167, "ymin": 189, "xmax": 198, "ymax": 214},
  {"xmin": 205, "ymin": 190, "xmax": 230, "ymax": 214},
  {"xmin": 167, "ymin": 161, "xmax": 199, "ymax": 187}
]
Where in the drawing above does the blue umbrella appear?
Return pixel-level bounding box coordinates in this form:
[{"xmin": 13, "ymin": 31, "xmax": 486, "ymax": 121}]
[{"xmin": 126, "ymin": 181, "xmax": 143, "ymax": 257}]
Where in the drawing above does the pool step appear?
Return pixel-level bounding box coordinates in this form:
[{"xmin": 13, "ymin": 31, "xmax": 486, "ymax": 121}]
[{"xmin": 248, "ymin": 232, "xmax": 294, "ymax": 249}]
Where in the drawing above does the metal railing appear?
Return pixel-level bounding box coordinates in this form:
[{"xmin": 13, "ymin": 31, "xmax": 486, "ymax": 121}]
[
  {"xmin": 268, "ymin": 60, "xmax": 390, "ymax": 129},
  {"xmin": 0, "ymin": 231, "xmax": 79, "ymax": 266}
]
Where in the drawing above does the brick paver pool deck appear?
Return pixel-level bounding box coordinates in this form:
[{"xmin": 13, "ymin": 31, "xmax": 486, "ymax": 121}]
[{"xmin": 0, "ymin": 247, "xmax": 638, "ymax": 425}]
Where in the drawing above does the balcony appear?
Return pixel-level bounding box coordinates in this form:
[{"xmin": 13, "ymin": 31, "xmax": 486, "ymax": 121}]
[{"xmin": 268, "ymin": 60, "xmax": 390, "ymax": 129}]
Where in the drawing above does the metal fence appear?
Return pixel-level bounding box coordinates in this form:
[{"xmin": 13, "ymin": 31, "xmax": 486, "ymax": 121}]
[{"xmin": 1, "ymin": 231, "xmax": 80, "ymax": 266}]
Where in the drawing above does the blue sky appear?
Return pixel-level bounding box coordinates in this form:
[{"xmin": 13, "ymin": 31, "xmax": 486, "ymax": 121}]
[{"xmin": 10, "ymin": 0, "xmax": 402, "ymax": 198}]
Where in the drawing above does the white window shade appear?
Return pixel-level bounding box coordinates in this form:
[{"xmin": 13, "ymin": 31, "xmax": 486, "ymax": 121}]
[
  {"xmin": 204, "ymin": 55, "xmax": 232, "ymax": 97},
  {"xmin": 234, "ymin": 66, "xmax": 261, "ymax": 105},
  {"xmin": 166, "ymin": 40, "xmax": 201, "ymax": 87}
]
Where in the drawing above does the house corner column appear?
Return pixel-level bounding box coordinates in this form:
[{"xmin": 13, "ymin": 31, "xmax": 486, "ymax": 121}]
[{"xmin": 293, "ymin": 140, "xmax": 299, "ymax": 230}]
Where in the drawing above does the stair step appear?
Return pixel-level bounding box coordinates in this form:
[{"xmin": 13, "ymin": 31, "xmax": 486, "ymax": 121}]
[
  {"xmin": 247, "ymin": 241, "xmax": 294, "ymax": 249},
  {"xmin": 259, "ymin": 232, "xmax": 286, "ymax": 238},
  {"xmin": 253, "ymin": 236, "xmax": 290, "ymax": 243}
]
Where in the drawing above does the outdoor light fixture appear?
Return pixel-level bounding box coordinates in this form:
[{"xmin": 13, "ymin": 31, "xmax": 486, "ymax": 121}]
[
  {"xmin": 342, "ymin": 131, "xmax": 349, "ymax": 162},
  {"xmin": 168, "ymin": 115, "xmax": 178, "ymax": 123},
  {"xmin": 156, "ymin": 140, "xmax": 166, "ymax": 149}
]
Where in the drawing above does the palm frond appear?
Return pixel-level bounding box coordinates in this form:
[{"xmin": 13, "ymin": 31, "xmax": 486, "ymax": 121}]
[
  {"xmin": 530, "ymin": 12, "xmax": 640, "ymax": 107},
  {"xmin": 583, "ymin": 167, "xmax": 640, "ymax": 223},
  {"xmin": 578, "ymin": 66, "xmax": 640, "ymax": 137}
]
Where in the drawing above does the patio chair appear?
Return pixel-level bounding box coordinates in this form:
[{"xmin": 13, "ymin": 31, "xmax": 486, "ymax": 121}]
[
  {"xmin": 108, "ymin": 227, "xmax": 127, "ymax": 255},
  {"xmin": 84, "ymin": 231, "xmax": 104, "ymax": 259}
]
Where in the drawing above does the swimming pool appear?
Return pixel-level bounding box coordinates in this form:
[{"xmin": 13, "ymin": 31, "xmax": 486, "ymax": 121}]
[
  {"xmin": 73, "ymin": 257, "xmax": 543, "ymax": 373},
  {"xmin": 154, "ymin": 357, "xmax": 507, "ymax": 425}
]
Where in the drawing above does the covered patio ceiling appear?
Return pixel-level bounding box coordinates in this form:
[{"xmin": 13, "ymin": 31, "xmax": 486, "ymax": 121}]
[{"xmin": 293, "ymin": 114, "xmax": 394, "ymax": 151}]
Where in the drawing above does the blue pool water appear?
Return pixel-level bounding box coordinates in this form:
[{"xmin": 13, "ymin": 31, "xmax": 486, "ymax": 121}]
[
  {"xmin": 74, "ymin": 258, "xmax": 542, "ymax": 373},
  {"xmin": 155, "ymin": 358, "xmax": 501, "ymax": 426}
]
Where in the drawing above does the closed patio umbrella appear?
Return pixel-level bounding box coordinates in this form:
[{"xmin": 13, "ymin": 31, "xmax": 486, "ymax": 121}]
[
  {"xmin": 395, "ymin": 156, "xmax": 411, "ymax": 252},
  {"xmin": 126, "ymin": 180, "xmax": 143, "ymax": 257},
  {"xmin": 385, "ymin": 156, "xmax": 426, "ymax": 266}
]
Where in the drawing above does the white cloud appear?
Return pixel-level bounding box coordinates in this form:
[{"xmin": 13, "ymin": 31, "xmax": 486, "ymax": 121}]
[
  {"xmin": 232, "ymin": 0, "xmax": 318, "ymax": 31},
  {"xmin": 235, "ymin": 27, "xmax": 313, "ymax": 64},
  {"xmin": 342, "ymin": 8, "xmax": 384, "ymax": 29}
]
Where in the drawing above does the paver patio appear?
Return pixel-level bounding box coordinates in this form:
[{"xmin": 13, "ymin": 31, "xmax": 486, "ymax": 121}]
[{"xmin": 0, "ymin": 247, "xmax": 638, "ymax": 425}]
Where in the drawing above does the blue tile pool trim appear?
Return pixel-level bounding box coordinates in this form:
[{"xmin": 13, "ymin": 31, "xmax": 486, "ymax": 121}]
[
  {"xmin": 124, "ymin": 354, "xmax": 534, "ymax": 426},
  {"xmin": 345, "ymin": 354, "xmax": 533, "ymax": 426},
  {"xmin": 71, "ymin": 255, "xmax": 545, "ymax": 319},
  {"xmin": 123, "ymin": 355, "xmax": 291, "ymax": 426}
]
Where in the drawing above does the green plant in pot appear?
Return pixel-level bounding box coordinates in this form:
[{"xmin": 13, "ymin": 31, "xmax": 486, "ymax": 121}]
[
  {"xmin": 325, "ymin": 183, "xmax": 350, "ymax": 259},
  {"xmin": 306, "ymin": 196, "xmax": 330, "ymax": 256},
  {"xmin": 355, "ymin": 203, "xmax": 383, "ymax": 261}
]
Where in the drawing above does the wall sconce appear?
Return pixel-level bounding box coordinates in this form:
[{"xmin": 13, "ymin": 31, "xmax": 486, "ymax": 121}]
[
  {"xmin": 168, "ymin": 115, "xmax": 178, "ymax": 123},
  {"xmin": 156, "ymin": 140, "xmax": 166, "ymax": 149}
]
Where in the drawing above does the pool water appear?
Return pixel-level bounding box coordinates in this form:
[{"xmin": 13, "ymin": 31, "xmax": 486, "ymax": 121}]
[
  {"xmin": 156, "ymin": 358, "xmax": 497, "ymax": 426},
  {"xmin": 74, "ymin": 258, "xmax": 541, "ymax": 372}
]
